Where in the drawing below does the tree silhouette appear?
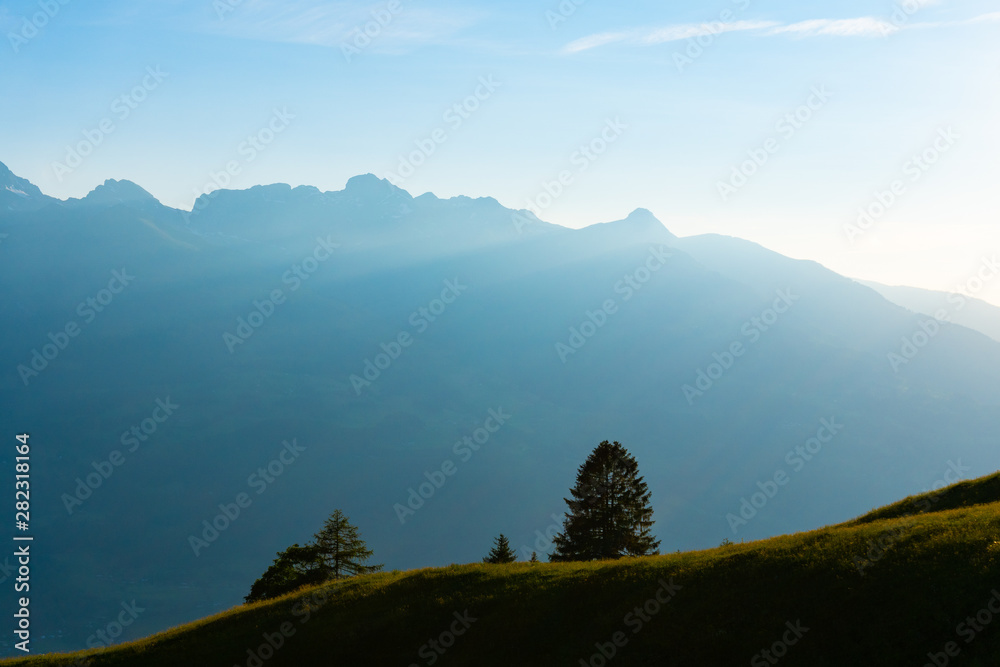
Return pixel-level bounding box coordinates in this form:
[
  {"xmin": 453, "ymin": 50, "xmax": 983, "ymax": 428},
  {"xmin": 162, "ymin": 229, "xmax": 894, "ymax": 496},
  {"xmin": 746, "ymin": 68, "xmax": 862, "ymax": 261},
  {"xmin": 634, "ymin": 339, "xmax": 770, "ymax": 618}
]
[
  {"xmin": 245, "ymin": 543, "xmax": 325, "ymax": 603},
  {"xmin": 483, "ymin": 533, "xmax": 517, "ymax": 563},
  {"xmin": 245, "ymin": 509, "xmax": 382, "ymax": 604},
  {"xmin": 550, "ymin": 441, "xmax": 660, "ymax": 561},
  {"xmin": 313, "ymin": 509, "xmax": 383, "ymax": 579}
]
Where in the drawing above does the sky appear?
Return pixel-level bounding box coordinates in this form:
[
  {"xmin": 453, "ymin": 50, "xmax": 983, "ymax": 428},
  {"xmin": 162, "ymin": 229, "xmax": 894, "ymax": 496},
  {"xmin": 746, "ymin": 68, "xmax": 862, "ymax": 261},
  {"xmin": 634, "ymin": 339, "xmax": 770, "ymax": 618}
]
[{"xmin": 1, "ymin": 0, "xmax": 998, "ymax": 304}]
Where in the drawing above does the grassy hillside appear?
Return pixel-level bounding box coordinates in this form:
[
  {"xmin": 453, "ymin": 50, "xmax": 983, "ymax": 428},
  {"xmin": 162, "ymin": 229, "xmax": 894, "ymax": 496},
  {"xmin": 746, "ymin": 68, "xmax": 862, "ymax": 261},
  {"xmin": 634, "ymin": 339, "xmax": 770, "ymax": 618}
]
[
  {"xmin": 8, "ymin": 473, "xmax": 1000, "ymax": 666},
  {"xmin": 851, "ymin": 471, "xmax": 1000, "ymax": 524}
]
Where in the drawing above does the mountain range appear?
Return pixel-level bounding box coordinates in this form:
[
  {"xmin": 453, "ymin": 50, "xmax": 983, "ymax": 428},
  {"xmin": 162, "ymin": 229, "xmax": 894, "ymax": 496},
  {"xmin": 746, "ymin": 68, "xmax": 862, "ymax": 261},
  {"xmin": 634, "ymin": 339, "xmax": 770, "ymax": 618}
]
[{"xmin": 2, "ymin": 160, "xmax": 1000, "ymax": 654}]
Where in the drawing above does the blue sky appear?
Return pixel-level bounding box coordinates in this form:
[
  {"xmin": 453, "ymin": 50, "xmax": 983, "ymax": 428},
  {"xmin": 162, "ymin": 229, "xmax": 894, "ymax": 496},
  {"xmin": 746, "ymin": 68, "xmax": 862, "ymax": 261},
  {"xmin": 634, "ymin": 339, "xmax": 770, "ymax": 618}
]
[{"xmin": 2, "ymin": 0, "xmax": 998, "ymax": 303}]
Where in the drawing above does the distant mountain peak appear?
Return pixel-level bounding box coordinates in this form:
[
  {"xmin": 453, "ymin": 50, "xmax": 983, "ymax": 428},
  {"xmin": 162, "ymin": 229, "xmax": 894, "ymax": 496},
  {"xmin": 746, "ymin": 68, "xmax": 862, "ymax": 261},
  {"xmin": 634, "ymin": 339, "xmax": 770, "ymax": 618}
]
[
  {"xmin": 626, "ymin": 207, "xmax": 658, "ymax": 222},
  {"xmin": 82, "ymin": 179, "xmax": 157, "ymax": 205},
  {"xmin": 583, "ymin": 207, "xmax": 676, "ymax": 241},
  {"xmin": 624, "ymin": 207, "xmax": 671, "ymax": 230},
  {"xmin": 0, "ymin": 160, "xmax": 54, "ymax": 212},
  {"xmin": 342, "ymin": 173, "xmax": 411, "ymax": 201},
  {"xmin": 0, "ymin": 161, "xmax": 34, "ymax": 191}
]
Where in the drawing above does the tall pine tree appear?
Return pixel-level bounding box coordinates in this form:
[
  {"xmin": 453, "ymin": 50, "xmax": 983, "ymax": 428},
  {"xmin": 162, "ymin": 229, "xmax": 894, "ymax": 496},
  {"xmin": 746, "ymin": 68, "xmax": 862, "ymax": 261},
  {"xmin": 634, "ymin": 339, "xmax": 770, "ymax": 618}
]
[{"xmin": 550, "ymin": 441, "xmax": 660, "ymax": 561}]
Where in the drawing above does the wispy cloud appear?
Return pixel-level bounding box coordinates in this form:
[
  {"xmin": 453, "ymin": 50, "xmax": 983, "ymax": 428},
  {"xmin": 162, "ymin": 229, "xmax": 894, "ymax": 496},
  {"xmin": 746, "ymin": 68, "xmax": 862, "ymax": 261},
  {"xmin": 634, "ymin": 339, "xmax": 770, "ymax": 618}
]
[
  {"xmin": 766, "ymin": 17, "xmax": 896, "ymax": 37},
  {"xmin": 639, "ymin": 20, "xmax": 780, "ymax": 45},
  {"xmin": 562, "ymin": 9, "xmax": 1000, "ymax": 53},
  {"xmin": 562, "ymin": 20, "xmax": 777, "ymax": 54},
  {"xmin": 562, "ymin": 31, "xmax": 633, "ymax": 54},
  {"xmin": 969, "ymin": 11, "xmax": 1000, "ymax": 23},
  {"xmin": 917, "ymin": 11, "xmax": 1000, "ymax": 28}
]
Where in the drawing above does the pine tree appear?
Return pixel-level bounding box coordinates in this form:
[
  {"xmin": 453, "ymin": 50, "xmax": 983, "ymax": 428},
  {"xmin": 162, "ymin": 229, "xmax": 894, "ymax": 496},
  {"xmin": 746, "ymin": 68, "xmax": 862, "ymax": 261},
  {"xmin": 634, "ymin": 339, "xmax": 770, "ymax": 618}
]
[
  {"xmin": 313, "ymin": 509, "xmax": 383, "ymax": 579},
  {"xmin": 483, "ymin": 533, "xmax": 517, "ymax": 563},
  {"xmin": 245, "ymin": 509, "xmax": 382, "ymax": 603},
  {"xmin": 550, "ymin": 441, "xmax": 660, "ymax": 561},
  {"xmin": 529, "ymin": 551, "xmax": 539, "ymax": 563}
]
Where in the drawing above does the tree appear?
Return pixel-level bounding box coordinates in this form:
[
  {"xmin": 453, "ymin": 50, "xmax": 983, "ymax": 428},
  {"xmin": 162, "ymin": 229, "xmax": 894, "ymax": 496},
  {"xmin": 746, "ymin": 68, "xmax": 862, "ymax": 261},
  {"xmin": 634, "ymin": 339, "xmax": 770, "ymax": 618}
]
[
  {"xmin": 245, "ymin": 509, "xmax": 382, "ymax": 604},
  {"xmin": 550, "ymin": 441, "xmax": 660, "ymax": 561},
  {"xmin": 483, "ymin": 533, "xmax": 517, "ymax": 564},
  {"xmin": 245, "ymin": 543, "xmax": 325, "ymax": 603},
  {"xmin": 529, "ymin": 551, "xmax": 539, "ymax": 563},
  {"xmin": 313, "ymin": 509, "xmax": 383, "ymax": 579}
]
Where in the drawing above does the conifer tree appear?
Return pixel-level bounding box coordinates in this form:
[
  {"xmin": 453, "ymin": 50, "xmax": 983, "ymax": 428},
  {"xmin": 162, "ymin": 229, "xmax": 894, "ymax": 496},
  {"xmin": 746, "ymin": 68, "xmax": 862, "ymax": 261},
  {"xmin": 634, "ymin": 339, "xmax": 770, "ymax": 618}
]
[
  {"xmin": 313, "ymin": 509, "xmax": 383, "ymax": 579},
  {"xmin": 245, "ymin": 509, "xmax": 382, "ymax": 603},
  {"xmin": 483, "ymin": 533, "xmax": 517, "ymax": 563},
  {"xmin": 550, "ymin": 441, "xmax": 660, "ymax": 561}
]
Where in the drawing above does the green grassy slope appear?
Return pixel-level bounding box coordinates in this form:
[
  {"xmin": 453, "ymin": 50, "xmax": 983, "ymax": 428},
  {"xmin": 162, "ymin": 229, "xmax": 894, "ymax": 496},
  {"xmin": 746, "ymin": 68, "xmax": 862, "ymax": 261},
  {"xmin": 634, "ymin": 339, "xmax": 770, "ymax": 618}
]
[
  {"xmin": 9, "ymin": 474, "xmax": 1000, "ymax": 667},
  {"xmin": 851, "ymin": 471, "xmax": 1000, "ymax": 524}
]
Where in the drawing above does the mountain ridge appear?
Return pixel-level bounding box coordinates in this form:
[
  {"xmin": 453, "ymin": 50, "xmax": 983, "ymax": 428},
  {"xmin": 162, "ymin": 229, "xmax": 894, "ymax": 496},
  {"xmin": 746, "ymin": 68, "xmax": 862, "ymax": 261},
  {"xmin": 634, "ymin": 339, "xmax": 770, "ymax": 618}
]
[
  {"xmin": 0, "ymin": 161, "xmax": 678, "ymax": 240},
  {"xmin": 861, "ymin": 279, "xmax": 1000, "ymax": 343}
]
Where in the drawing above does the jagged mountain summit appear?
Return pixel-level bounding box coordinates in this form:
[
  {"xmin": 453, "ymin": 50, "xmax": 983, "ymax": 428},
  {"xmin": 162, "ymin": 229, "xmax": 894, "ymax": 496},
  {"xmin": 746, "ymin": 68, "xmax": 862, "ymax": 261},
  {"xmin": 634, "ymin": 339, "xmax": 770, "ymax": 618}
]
[{"xmin": 0, "ymin": 160, "xmax": 55, "ymax": 211}]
